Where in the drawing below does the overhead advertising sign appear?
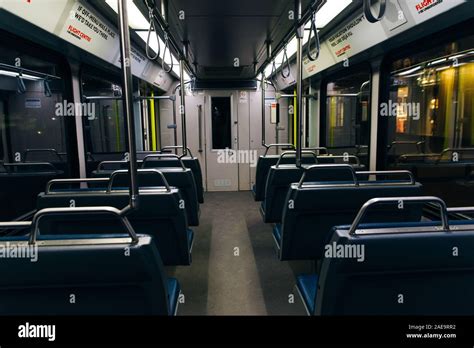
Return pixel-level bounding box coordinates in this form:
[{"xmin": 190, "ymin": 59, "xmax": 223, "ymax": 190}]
[
  {"xmin": 114, "ymin": 46, "xmax": 148, "ymax": 77},
  {"xmin": 0, "ymin": 0, "xmax": 71, "ymax": 33},
  {"xmin": 404, "ymin": 0, "xmax": 465, "ymax": 24},
  {"xmin": 327, "ymin": 14, "xmax": 387, "ymax": 62},
  {"xmin": 59, "ymin": 1, "xmax": 120, "ymax": 62}
]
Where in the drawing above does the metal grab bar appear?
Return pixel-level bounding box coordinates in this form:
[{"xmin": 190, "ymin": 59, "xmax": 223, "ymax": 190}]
[
  {"xmin": 97, "ymin": 161, "xmax": 130, "ymax": 171},
  {"xmin": 317, "ymin": 154, "xmax": 361, "ymax": 166},
  {"xmin": 161, "ymin": 146, "xmax": 194, "ymax": 158},
  {"xmin": 447, "ymin": 207, "xmax": 474, "ymax": 214},
  {"xmin": 3, "ymin": 162, "xmax": 59, "ymax": 173},
  {"xmin": 142, "ymin": 154, "xmax": 186, "ymax": 170},
  {"xmin": 363, "ymin": 0, "xmax": 386, "ymax": 23},
  {"xmin": 29, "ymin": 206, "xmax": 139, "ymax": 244},
  {"xmin": 107, "ymin": 169, "xmax": 171, "ymax": 193},
  {"xmin": 46, "ymin": 178, "xmax": 110, "ymax": 194},
  {"xmin": 275, "ymin": 150, "xmax": 318, "ymax": 167},
  {"xmin": 298, "ymin": 164, "xmax": 358, "ymax": 188},
  {"xmin": 263, "ymin": 143, "xmax": 295, "ymax": 156},
  {"xmin": 303, "ymin": 147, "xmax": 328, "ymax": 155},
  {"xmin": 0, "ymin": 221, "xmax": 32, "ymax": 229},
  {"xmin": 23, "ymin": 148, "xmax": 63, "ymax": 162},
  {"xmin": 435, "ymin": 148, "xmax": 474, "ymax": 164},
  {"xmin": 349, "ymin": 196, "xmax": 448, "ymax": 235},
  {"xmin": 355, "ymin": 170, "xmax": 416, "ymax": 185}
]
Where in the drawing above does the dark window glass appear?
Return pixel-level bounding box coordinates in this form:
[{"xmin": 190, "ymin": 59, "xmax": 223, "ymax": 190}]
[
  {"xmin": 386, "ymin": 34, "xmax": 474, "ymax": 205},
  {"xmin": 211, "ymin": 97, "xmax": 231, "ymax": 149},
  {"xmin": 0, "ymin": 38, "xmax": 71, "ymax": 219},
  {"xmin": 81, "ymin": 71, "xmax": 125, "ymax": 154},
  {"xmin": 323, "ymin": 69, "xmax": 371, "ymax": 166},
  {"xmin": 0, "ymin": 50, "xmax": 68, "ymax": 163}
]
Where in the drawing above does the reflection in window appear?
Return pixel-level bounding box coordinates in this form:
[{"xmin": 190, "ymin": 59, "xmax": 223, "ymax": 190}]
[
  {"xmin": 386, "ymin": 34, "xmax": 474, "ymax": 206},
  {"xmin": 0, "ymin": 47, "xmax": 68, "ymax": 164},
  {"xmin": 82, "ymin": 72, "xmax": 126, "ymax": 154},
  {"xmin": 324, "ymin": 69, "xmax": 371, "ymax": 166},
  {"xmin": 388, "ymin": 48, "xmax": 474, "ymax": 159}
]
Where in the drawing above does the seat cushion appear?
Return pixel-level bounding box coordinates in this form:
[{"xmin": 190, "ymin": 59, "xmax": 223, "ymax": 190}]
[
  {"xmin": 273, "ymin": 224, "xmax": 282, "ymax": 247},
  {"xmin": 296, "ymin": 274, "xmax": 318, "ymax": 315},
  {"xmin": 167, "ymin": 278, "xmax": 180, "ymax": 315}
]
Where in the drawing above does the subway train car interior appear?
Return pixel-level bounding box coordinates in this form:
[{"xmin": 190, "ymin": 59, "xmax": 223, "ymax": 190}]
[{"xmin": 0, "ymin": 0, "xmax": 474, "ymax": 344}]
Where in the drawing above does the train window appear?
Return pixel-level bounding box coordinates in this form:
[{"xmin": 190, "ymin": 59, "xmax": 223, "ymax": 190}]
[
  {"xmin": 0, "ymin": 46, "xmax": 69, "ymax": 163},
  {"xmin": 211, "ymin": 97, "xmax": 232, "ymax": 150},
  {"xmin": 323, "ymin": 69, "xmax": 371, "ymax": 166},
  {"xmin": 81, "ymin": 71, "xmax": 126, "ymax": 154},
  {"xmin": 386, "ymin": 34, "xmax": 474, "ymax": 205},
  {"xmin": 0, "ymin": 38, "xmax": 72, "ymax": 219}
]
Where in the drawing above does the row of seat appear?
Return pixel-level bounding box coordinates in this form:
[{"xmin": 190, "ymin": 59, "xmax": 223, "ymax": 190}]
[
  {"xmin": 268, "ymin": 166, "xmax": 423, "ymax": 261},
  {"xmin": 296, "ymin": 197, "xmax": 474, "ymax": 315},
  {"xmin": 0, "ymin": 207, "xmax": 180, "ymax": 315},
  {"xmin": 38, "ymin": 169, "xmax": 193, "ymax": 266},
  {"xmin": 254, "ymin": 150, "xmax": 474, "ymax": 314},
  {"xmin": 0, "ymin": 150, "xmax": 206, "ymax": 315},
  {"xmin": 92, "ymin": 155, "xmax": 202, "ymax": 227},
  {"xmin": 252, "ymin": 147, "xmax": 364, "ymax": 201}
]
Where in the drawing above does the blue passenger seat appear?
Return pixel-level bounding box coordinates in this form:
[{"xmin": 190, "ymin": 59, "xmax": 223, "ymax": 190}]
[
  {"xmin": 275, "ymin": 165, "xmax": 423, "ymax": 261},
  {"xmin": 0, "ymin": 207, "xmax": 180, "ymax": 315},
  {"xmin": 297, "ymin": 197, "xmax": 474, "ymax": 315}
]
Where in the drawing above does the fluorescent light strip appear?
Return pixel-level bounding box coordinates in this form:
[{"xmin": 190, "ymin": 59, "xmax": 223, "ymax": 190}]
[
  {"xmin": 105, "ymin": 0, "xmax": 149, "ymax": 30},
  {"xmin": 316, "ymin": 0, "xmax": 352, "ymax": 28},
  {"xmin": 262, "ymin": 0, "xmax": 351, "ymax": 77}
]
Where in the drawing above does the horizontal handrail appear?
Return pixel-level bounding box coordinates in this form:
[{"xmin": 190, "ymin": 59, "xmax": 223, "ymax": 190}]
[
  {"xmin": 302, "ymin": 147, "xmax": 328, "ymax": 155},
  {"xmin": 3, "ymin": 162, "xmax": 58, "ymax": 173},
  {"xmin": 142, "ymin": 154, "xmax": 186, "ymax": 170},
  {"xmin": 275, "ymin": 150, "xmax": 319, "ymax": 167},
  {"xmin": 108, "ymin": 169, "xmax": 171, "ymax": 192},
  {"xmin": 97, "ymin": 161, "xmax": 128, "ymax": 171},
  {"xmin": 298, "ymin": 164, "xmax": 358, "ymax": 188},
  {"xmin": 46, "ymin": 178, "xmax": 109, "ymax": 194},
  {"xmin": 263, "ymin": 143, "xmax": 295, "ymax": 156},
  {"xmin": 23, "ymin": 148, "xmax": 63, "ymax": 162},
  {"xmin": 317, "ymin": 154, "xmax": 361, "ymax": 166},
  {"xmin": 0, "ymin": 221, "xmax": 32, "ymax": 229},
  {"xmin": 355, "ymin": 170, "xmax": 415, "ymax": 185},
  {"xmin": 30, "ymin": 206, "xmax": 138, "ymax": 244},
  {"xmin": 435, "ymin": 148, "xmax": 474, "ymax": 164},
  {"xmin": 161, "ymin": 146, "xmax": 194, "ymax": 158},
  {"xmin": 349, "ymin": 196, "xmax": 448, "ymax": 235}
]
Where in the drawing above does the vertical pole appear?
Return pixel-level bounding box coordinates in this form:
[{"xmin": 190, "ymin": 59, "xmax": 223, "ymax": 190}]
[
  {"xmin": 180, "ymin": 43, "xmax": 188, "ymax": 157},
  {"xmin": 118, "ymin": 0, "xmax": 139, "ymax": 209},
  {"xmin": 261, "ymin": 71, "xmax": 266, "ymax": 147},
  {"xmin": 295, "ymin": 0, "xmax": 304, "ymax": 167},
  {"xmin": 172, "ymin": 97, "xmax": 178, "ymax": 152},
  {"xmin": 150, "ymin": 90, "xmax": 157, "ymax": 151}
]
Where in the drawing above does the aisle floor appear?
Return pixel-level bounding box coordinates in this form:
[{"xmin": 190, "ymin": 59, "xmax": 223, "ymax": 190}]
[{"xmin": 167, "ymin": 191, "xmax": 311, "ymax": 315}]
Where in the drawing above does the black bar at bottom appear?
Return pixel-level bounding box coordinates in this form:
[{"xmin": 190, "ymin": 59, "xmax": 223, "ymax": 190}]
[{"xmin": 0, "ymin": 316, "xmax": 473, "ymax": 345}]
